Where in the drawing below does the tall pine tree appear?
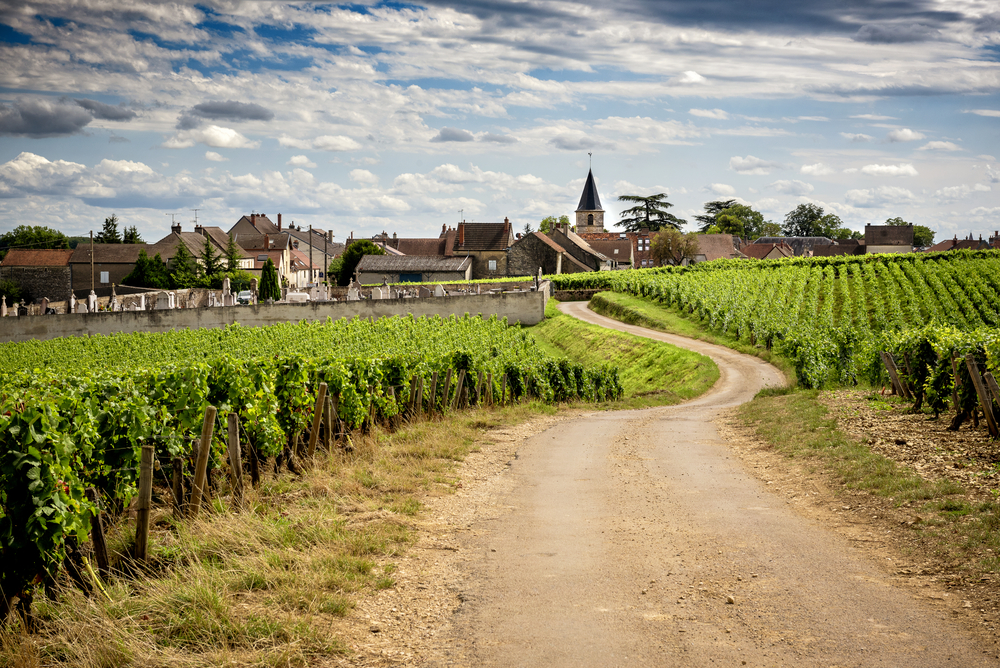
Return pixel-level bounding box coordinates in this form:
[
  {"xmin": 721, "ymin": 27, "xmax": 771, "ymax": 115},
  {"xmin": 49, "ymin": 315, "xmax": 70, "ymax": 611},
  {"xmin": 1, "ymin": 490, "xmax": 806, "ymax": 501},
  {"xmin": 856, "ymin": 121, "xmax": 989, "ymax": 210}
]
[
  {"xmin": 169, "ymin": 241, "xmax": 199, "ymax": 289},
  {"xmin": 259, "ymin": 258, "xmax": 281, "ymax": 301}
]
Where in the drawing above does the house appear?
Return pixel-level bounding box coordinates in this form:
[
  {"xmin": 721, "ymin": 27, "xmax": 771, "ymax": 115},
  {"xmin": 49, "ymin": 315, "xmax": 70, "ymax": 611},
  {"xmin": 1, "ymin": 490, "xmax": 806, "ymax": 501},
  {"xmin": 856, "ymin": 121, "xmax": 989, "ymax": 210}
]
[
  {"xmin": 585, "ymin": 238, "xmax": 634, "ymax": 267},
  {"xmin": 356, "ymin": 255, "xmax": 473, "ymax": 284},
  {"xmin": 577, "ymin": 230, "xmax": 655, "ymax": 267},
  {"xmin": 370, "ymin": 231, "xmax": 454, "ymax": 257},
  {"xmin": 148, "ymin": 223, "xmax": 236, "ymax": 267},
  {"xmin": 289, "ymin": 248, "xmax": 319, "ymax": 287},
  {"xmin": 691, "ymin": 234, "xmax": 745, "ymax": 263},
  {"xmin": 446, "ymin": 219, "xmax": 515, "ymax": 279},
  {"xmin": 925, "ymin": 234, "xmax": 990, "ymax": 253},
  {"xmin": 244, "ymin": 250, "xmax": 289, "ymax": 284},
  {"xmin": 752, "ymin": 236, "xmax": 834, "ymax": 257},
  {"xmin": 507, "ymin": 232, "xmax": 596, "ymax": 276},
  {"xmin": 743, "ymin": 242, "xmax": 795, "ymax": 260},
  {"xmin": 68, "ymin": 244, "xmax": 144, "ymax": 294},
  {"xmin": 0, "ymin": 249, "xmax": 74, "ymax": 301},
  {"xmin": 812, "ymin": 240, "xmax": 866, "ymax": 257},
  {"xmin": 229, "ymin": 212, "xmax": 282, "ymax": 237},
  {"xmin": 865, "ymin": 224, "xmax": 912, "ymax": 254},
  {"xmin": 233, "ymin": 232, "xmax": 292, "ymax": 283},
  {"xmin": 286, "ymin": 226, "xmax": 343, "ymax": 282}
]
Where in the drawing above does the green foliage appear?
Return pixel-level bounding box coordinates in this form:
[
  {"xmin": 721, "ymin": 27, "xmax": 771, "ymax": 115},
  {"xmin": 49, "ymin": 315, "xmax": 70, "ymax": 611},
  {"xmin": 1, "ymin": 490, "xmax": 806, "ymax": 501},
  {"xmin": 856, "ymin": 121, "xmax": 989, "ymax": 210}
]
[
  {"xmin": 782, "ymin": 203, "xmax": 845, "ymax": 238},
  {"xmin": 914, "ymin": 225, "xmax": 935, "ymax": 247},
  {"xmin": 122, "ymin": 226, "xmax": 144, "ymax": 244},
  {"xmin": 170, "ymin": 242, "xmax": 199, "ymax": 289},
  {"xmin": 617, "ymin": 193, "xmax": 685, "ymax": 232},
  {"xmin": 224, "ymin": 236, "xmax": 243, "ymax": 272},
  {"xmin": 95, "ymin": 214, "xmax": 122, "ymax": 244},
  {"xmin": 539, "ymin": 215, "xmax": 570, "ymax": 233},
  {"xmin": 650, "ymin": 228, "xmax": 699, "ymax": 266},
  {"xmin": 200, "ymin": 237, "xmax": 223, "ymax": 278},
  {"xmin": 337, "ymin": 240, "xmax": 385, "ymax": 286},
  {"xmin": 122, "ymin": 249, "xmax": 170, "ymax": 289},
  {"xmin": 694, "ymin": 199, "xmax": 737, "ymax": 232},
  {"xmin": 259, "ymin": 259, "xmax": 281, "ymax": 301},
  {"xmin": 328, "ymin": 257, "xmax": 343, "ymax": 283},
  {"xmin": 0, "ymin": 225, "xmax": 70, "ymax": 260},
  {"xmin": 0, "ymin": 278, "xmax": 22, "ymax": 305}
]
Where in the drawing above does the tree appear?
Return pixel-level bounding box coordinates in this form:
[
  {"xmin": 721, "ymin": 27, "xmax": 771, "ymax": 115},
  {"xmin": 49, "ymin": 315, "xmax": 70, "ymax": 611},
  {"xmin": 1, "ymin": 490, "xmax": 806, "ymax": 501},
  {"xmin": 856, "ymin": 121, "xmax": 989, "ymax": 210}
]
[
  {"xmin": 200, "ymin": 236, "xmax": 223, "ymax": 278},
  {"xmin": 95, "ymin": 214, "xmax": 122, "ymax": 244},
  {"xmin": 122, "ymin": 249, "xmax": 170, "ymax": 289},
  {"xmin": 617, "ymin": 193, "xmax": 686, "ymax": 232},
  {"xmin": 224, "ymin": 235, "xmax": 243, "ymax": 272},
  {"xmin": 328, "ymin": 257, "xmax": 343, "ymax": 284},
  {"xmin": 522, "ymin": 222, "xmax": 534, "ymax": 235},
  {"xmin": 781, "ymin": 203, "xmax": 845, "ymax": 238},
  {"xmin": 650, "ymin": 228, "xmax": 700, "ymax": 266},
  {"xmin": 713, "ymin": 204, "xmax": 770, "ymax": 239},
  {"xmin": 539, "ymin": 215, "xmax": 570, "ymax": 234},
  {"xmin": 0, "ymin": 225, "xmax": 69, "ymax": 260},
  {"xmin": 169, "ymin": 241, "xmax": 199, "ymax": 289},
  {"xmin": 122, "ymin": 226, "xmax": 144, "ymax": 244},
  {"xmin": 914, "ymin": 225, "xmax": 935, "ymax": 247},
  {"xmin": 259, "ymin": 258, "xmax": 282, "ymax": 301},
  {"xmin": 694, "ymin": 199, "xmax": 738, "ymax": 232},
  {"xmin": 0, "ymin": 279, "xmax": 22, "ymax": 305},
  {"xmin": 337, "ymin": 240, "xmax": 385, "ymax": 286}
]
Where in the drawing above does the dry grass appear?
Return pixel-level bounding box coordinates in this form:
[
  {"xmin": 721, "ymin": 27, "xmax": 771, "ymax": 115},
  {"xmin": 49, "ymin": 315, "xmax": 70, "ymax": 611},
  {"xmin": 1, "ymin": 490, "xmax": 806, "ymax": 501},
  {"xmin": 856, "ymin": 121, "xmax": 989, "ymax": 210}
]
[{"xmin": 0, "ymin": 403, "xmax": 548, "ymax": 667}]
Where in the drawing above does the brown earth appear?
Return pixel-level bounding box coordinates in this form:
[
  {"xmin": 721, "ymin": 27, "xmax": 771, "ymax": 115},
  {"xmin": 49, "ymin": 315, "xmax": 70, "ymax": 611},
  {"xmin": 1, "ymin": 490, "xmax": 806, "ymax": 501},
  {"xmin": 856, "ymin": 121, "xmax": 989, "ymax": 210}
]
[{"xmin": 325, "ymin": 304, "xmax": 1000, "ymax": 667}]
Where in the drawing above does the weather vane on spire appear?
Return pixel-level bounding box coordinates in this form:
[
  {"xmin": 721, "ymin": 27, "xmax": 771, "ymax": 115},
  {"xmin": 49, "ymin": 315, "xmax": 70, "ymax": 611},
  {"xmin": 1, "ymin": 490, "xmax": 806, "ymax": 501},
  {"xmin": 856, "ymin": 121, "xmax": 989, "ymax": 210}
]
[{"xmin": 588, "ymin": 152, "xmax": 592, "ymax": 169}]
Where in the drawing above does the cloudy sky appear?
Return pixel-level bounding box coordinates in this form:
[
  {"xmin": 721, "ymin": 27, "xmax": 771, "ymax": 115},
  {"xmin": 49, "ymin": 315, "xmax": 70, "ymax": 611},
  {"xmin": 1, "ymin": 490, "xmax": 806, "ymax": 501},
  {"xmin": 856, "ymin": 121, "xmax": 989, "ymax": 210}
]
[{"xmin": 1, "ymin": 0, "xmax": 998, "ymax": 244}]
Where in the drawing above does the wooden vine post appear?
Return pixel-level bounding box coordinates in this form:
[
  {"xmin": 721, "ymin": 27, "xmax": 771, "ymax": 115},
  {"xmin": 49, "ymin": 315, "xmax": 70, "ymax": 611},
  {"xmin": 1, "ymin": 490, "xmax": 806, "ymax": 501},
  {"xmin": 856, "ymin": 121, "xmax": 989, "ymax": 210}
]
[
  {"xmin": 189, "ymin": 406, "xmax": 218, "ymax": 519},
  {"xmin": 984, "ymin": 372, "xmax": 1000, "ymax": 412},
  {"xmin": 307, "ymin": 382, "xmax": 328, "ymax": 459},
  {"xmin": 880, "ymin": 352, "xmax": 911, "ymax": 399},
  {"xmin": 134, "ymin": 445, "xmax": 154, "ymax": 562},
  {"xmin": 951, "ymin": 352, "xmax": 962, "ymax": 409},
  {"xmin": 965, "ymin": 354, "xmax": 999, "ymax": 438},
  {"xmin": 85, "ymin": 487, "xmax": 110, "ymax": 579},
  {"xmin": 487, "ymin": 372, "xmax": 494, "ymax": 406},
  {"xmin": 451, "ymin": 370, "xmax": 466, "ymax": 410},
  {"xmin": 227, "ymin": 412, "xmax": 244, "ymax": 505},
  {"xmin": 415, "ymin": 377, "xmax": 424, "ymax": 415},
  {"xmin": 429, "ymin": 372, "xmax": 439, "ymax": 414},
  {"xmin": 442, "ymin": 369, "xmax": 453, "ymax": 413}
]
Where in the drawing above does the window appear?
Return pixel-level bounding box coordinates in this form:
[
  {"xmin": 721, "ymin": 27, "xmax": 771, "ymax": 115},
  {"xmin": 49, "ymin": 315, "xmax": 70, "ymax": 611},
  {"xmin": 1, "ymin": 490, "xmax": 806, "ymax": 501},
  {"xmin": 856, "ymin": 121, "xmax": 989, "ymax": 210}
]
[
  {"xmin": 100, "ymin": 271, "xmax": 109, "ymax": 284},
  {"xmin": 488, "ymin": 259, "xmax": 497, "ymax": 271},
  {"xmin": 613, "ymin": 248, "xmax": 619, "ymax": 254},
  {"xmin": 587, "ymin": 214, "xmax": 594, "ymax": 225}
]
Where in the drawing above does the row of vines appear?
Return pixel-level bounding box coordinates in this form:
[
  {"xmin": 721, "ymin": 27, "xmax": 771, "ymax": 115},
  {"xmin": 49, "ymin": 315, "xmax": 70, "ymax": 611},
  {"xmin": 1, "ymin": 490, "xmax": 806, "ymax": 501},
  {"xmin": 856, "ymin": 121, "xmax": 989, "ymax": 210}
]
[
  {"xmin": 551, "ymin": 249, "xmax": 1000, "ymax": 389},
  {"xmin": 0, "ymin": 314, "xmax": 622, "ymax": 617}
]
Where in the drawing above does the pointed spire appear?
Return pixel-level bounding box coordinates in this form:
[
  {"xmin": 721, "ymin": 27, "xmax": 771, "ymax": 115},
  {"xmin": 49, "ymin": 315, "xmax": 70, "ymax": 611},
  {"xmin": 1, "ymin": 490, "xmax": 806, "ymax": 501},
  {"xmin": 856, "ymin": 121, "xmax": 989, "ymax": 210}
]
[{"xmin": 576, "ymin": 169, "xmax": 603, "ymax": 211}]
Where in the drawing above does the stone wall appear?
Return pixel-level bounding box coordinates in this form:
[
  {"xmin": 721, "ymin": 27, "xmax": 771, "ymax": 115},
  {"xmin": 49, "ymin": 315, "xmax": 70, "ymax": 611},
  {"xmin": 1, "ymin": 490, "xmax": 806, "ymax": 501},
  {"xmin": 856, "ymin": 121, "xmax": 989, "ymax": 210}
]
[
  {"xmin": 0, "ymin": 266, "xmax": 72, "ymax": 302},
  {"xmin": 0, "ymin": 289, "xmax": 546, "ymax": 344},
  {"xmin": 508, "ymin": 234, "xmax": 559, "ymax": 277}
]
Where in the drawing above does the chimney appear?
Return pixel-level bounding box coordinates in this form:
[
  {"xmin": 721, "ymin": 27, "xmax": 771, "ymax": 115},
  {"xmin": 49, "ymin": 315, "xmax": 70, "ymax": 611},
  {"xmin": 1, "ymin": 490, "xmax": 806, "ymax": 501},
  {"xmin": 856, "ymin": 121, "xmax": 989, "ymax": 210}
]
[
  {"xmin": 264, "ymin": 233, "xmax": 269, "ymax": 249},
  {"xmin": 458, "ymin": 222, "xmax": 465, "ymax": 247},
  {"xmin": 195, "ymin": 224, "xmax": 204, "ymax": 235},
  {"xmin": 442, "ymin": 223, "xmax": 447, "ymax": 235},
  {"xmin": 171, "ymin": 222, "xmax": 181, "ymax": 235},
  {"xmin": 278, "ymin": 213, "xmax": 282, "ymax": 230}
]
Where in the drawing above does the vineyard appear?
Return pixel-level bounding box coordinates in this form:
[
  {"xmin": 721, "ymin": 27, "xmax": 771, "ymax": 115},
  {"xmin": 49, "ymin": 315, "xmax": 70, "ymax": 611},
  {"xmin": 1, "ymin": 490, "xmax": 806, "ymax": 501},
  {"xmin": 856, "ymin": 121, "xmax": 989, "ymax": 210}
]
[
  {"xmin": 551, "ymin": 249, "xmax": 1000, "ymax": 394},
  {"xmin": 0, "ymin": 315, "xmax": 622, "ymax": 619}
]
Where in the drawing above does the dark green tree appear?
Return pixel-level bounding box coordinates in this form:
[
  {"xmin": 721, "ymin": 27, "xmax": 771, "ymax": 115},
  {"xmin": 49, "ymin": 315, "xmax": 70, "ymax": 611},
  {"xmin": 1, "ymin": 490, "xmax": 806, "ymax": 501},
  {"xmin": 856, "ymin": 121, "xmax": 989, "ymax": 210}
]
[
  {"xmin": 0, "ymin": 225, "xmax": 69, "ymax": 260},
  {"xmin": 781, "ymin": 203, "xmax": 845, "ymax": 238},
  {"xmin": 259, "ymin": 258, "xmax": 281, "ymax": 301},
  {"xmin": 0, "ymin": 279, "xmax": 22, "ymax": 305},
  {"xmin": 328, "ymin": 257, "xmax": 343, "ymax": 284},
  {"xmin": 169, "ymin": 241, "xmax": 199, "ymax": 289},
  {"xmin": 913, "ymin": 225, "xmax": 935, "ymax": 247},
  {"xmin": 539, "ymin": 215, "xmax": 570, "ymax": 233},
  {"xmin": 121, "ymin": 249, "xmax": 170, "ymax": 289},
  {"xmin": 694, "ymin": 199, "xmax": 738, "ymax": 232},
  {"xmin": 337, "ymin": 240, "xmax": 385, "ymax": 286},
  {"xmin": 224, "ymin": 235, "xmax": 243, "ymax": 272},
  {"xmin": 122, "ymin": 225, "xmax": 144, "ymax": 244},
  {"xmin": 200, "ymin": 236, "xmax": 223, "ymax": 277},
  {"xmin": 94, "ymin": 214, "xmax": 122, "ymax": 244},
  {"xmin": 709, "ymin": 204, "xmax": 770, "ymax": 239},
  {"xmin": 522, "ymin": 222, "xmax": 534, "ymax": 235},
  {"xmin": 616, "ymin": 193, "xmax": 686, "ymax": 232}
]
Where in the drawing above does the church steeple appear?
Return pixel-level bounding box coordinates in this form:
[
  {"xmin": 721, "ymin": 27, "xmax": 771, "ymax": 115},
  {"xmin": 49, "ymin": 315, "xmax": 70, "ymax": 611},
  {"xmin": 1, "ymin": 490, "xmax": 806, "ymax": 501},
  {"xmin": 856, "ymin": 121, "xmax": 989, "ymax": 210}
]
[{"xmin": 575, "ymin": 168, "xmax": 605, "ymax": 233}]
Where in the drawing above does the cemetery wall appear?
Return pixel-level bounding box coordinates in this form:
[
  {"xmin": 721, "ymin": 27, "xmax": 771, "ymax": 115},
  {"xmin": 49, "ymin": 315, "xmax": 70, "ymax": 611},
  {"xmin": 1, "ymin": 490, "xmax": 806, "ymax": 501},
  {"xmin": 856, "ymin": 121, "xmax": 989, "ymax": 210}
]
[{"xmin": 0, "ymin": 289, "xmax": 546, "ymax": 344}]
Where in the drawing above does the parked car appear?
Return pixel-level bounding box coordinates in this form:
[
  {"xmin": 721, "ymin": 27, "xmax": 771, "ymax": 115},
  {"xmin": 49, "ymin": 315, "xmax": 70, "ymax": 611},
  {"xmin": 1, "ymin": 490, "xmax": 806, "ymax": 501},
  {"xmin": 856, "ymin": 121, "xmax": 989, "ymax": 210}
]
[{"xmin": 236, "ymin": 290, "xmax": 253, "ymax": 305}]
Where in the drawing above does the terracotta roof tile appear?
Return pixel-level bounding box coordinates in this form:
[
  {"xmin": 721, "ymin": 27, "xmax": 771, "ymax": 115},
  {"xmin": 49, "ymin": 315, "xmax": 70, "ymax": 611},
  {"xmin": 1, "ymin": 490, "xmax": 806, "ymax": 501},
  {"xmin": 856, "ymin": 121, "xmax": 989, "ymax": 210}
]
[{"xmin": 1, "ymin": 249, "xmax": 74, "ymax": 267}]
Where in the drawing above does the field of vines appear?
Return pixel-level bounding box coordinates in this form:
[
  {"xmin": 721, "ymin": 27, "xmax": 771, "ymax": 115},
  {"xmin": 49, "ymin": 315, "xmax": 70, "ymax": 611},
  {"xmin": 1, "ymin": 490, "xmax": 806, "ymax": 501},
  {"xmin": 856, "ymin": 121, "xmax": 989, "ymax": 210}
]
[
  {"xmin": 0, "ymin": 314, "xmax": 622, "ymax": 615},
  {"xmin": 552, "ymin": 249, "xmax": 1000, "ymax": 393}
]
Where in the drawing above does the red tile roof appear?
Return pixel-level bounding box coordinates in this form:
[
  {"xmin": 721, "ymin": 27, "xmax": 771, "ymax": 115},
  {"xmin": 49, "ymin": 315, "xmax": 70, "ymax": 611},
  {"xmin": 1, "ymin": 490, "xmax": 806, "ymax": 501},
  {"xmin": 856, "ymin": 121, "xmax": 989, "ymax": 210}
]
[{"xmin": 1, "ymin": 249, "xmax": 74, "ymax": 267}]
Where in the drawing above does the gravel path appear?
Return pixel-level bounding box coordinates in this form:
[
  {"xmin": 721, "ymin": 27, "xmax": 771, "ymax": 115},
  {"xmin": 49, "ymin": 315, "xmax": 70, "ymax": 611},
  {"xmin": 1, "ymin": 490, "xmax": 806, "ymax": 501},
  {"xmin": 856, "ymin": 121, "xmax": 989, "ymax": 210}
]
[{"xmin": 433, "ymin": 302, "xmax": 996, "ymax": 667}]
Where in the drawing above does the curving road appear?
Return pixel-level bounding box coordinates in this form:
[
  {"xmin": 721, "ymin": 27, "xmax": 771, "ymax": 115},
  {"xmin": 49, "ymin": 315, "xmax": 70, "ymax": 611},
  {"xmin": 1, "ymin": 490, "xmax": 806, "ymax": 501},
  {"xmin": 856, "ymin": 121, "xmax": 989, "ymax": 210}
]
[{"xmin": 441, "ymin": 301, "xmax": 995, "ymax": 667}]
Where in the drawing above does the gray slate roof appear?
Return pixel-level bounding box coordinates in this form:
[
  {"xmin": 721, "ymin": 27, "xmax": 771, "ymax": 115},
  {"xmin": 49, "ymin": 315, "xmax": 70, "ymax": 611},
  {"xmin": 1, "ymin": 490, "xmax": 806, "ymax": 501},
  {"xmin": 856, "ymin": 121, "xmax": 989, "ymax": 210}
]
[
  {"xmin": 576, "ymin": 169, "xmax": 603, "ymax": 211},
  {"xmin": 357, "ymin": 255, "xmax": 472, "ymax": 272}
]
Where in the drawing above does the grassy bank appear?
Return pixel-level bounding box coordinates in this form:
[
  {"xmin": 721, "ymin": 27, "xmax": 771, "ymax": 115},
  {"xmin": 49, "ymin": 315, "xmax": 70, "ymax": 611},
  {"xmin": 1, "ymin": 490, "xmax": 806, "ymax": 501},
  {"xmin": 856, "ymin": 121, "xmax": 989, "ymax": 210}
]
[
  {"xmin": 588, "ymin": 291, "xmax": 796, "ymax": 385},
  {"xmin": 739, "ymin": 388, "xmax": 1000, "ymax": 576},
  {"xmin": 527, "ymin": 298, "xmax": 719, "ymax": 409}
]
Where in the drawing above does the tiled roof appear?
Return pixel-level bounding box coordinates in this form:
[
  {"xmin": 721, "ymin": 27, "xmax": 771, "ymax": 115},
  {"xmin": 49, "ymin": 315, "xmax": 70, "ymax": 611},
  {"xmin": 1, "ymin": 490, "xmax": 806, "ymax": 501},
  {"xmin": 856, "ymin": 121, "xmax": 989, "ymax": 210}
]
[
  {"xmin": 234, "ymin": 233, "xmax": 291, "ymax": 251},
  {"xmin": 235, "ymin": 214, "xmax": 280, "ymax": 234},
  {"xmin": 576, "ymin": 169, "xmax": 603, "ymax": 211},
  {"xmin": 395, "ymin": 238, "xmax": 448, "ymax": 256},
  {"xmin": 925, "ymin": 238, "xmax": 987, "ymax": 253},
  {"xmin": 1, "ymin": 249, "xmax": 74, "ymax": 267},
  {"xmin": 454, "ymin": 222, "xmax": 512, "ymax": 252},
  {"xmin": 357, "ymin": 254, "xmax": 472, "ymax": 272},
  {"xmin": 147, "ymin": 232, "xmax": 218, "ymax": 261},
  {"xmin": 69, "ymin": 244, "xmax": 144, "ymax": 264},
  {"xmin": 528, "ymin": 233, "xmax": 592, "ymax": 272},
  {"xmin": 199, "ymin": 227, "xmax": 245, "ymax": 257},
  {"xmin": 693, "ymin": 234, "xmax": 745, "ymax": 262},
  {"xmin": 753, "ymin": 236, "xmax": 833, "ymax": 257},
  {"xmin": 249, "ymin": 250, "xmax": 285, "ymax": 270},
  {"xmin": 743, "ymin": 243, "xmax": 794, "ymax": 259},
  {"xmin": 586, "ymin": 239, "xmax": 632, "ymax": 261}
]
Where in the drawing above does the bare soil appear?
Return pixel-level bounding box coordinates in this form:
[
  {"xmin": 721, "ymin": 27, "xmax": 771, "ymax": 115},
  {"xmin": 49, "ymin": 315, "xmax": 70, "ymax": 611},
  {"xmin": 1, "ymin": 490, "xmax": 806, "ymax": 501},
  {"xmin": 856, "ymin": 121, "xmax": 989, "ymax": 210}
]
[{"xmin": 324, "ymin": 307, "xmax": 1000, "ymax": 666}]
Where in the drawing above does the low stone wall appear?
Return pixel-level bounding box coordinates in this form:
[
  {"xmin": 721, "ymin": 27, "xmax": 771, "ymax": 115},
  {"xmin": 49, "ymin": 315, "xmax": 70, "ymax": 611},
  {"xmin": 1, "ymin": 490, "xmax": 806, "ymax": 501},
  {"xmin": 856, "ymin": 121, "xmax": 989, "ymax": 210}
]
[
  {"xmin": 553, "ymin": 289, "xmax": 604, "ymax": 301},
  {"xmin": 0, "ymin": 290, "xmax": 546, "ymax": 344}
]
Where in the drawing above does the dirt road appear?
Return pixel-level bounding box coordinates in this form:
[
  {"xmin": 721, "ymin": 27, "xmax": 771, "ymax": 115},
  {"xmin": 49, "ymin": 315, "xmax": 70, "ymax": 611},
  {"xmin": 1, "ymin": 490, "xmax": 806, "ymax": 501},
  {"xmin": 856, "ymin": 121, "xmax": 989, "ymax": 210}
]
[{"xmin": 439, "ymin": 302, "xmax": 996, "ymax": 667}]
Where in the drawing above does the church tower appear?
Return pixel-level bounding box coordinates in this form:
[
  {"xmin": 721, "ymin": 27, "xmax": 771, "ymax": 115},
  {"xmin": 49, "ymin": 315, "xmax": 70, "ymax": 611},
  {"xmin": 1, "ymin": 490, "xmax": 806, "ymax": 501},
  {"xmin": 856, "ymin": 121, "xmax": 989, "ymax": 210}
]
[{"xmin": 575, "ymin": 168, "xmax": 605, "ymax": 233}]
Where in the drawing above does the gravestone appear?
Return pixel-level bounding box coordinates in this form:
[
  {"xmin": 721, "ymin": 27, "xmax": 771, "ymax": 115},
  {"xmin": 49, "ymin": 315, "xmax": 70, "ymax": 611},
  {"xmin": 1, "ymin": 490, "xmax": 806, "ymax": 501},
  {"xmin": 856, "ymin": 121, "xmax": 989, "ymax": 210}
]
[
  {"xmin": 87, "ymin": 290, "xmax": 97, "ymax": 313},
  {"xmin": 69, "ymin": 293, "xmax": 76, "ymax": 313},
  {"xmin": 0, "ymin": 295, "xmax": 6, "ymax": 317},
  {"xmin": 433, "ymin": 284, "xmax": 446, "ymax": 298},
  {"xmin": 418, "ymin": 286, "xmax": 432, "ymax": 299},
  {"xmin": 250, "ymin": 278, "xmax": 258, "ymax": 303},
  {"xmin": 138, "ymin": 293, "xmax": 146, "ymax": 311},
  {"xmin": 40, "ymin": 297, "xmax": 49, "ymax": 314},
  {"xmin": 223, "ymin": 291, "xmax": 235, "ymax": 307},
  {"xmin": 75, "ymin": 302, "xmax": 88, "ymax": 314},
  {"xmin": 222, "ymin": 276, "xmax": 231, "ymax": 294},
  {"xmin": 155, "ymin": 292, "xmax": 171, "ymax": 310},
  {"xmin": 168, "ymin": 292, "xmax": 176, "ymax": 309},
  {"xmin": 346, "ymin": 283, "xmax": 361, "ymax": 301}
]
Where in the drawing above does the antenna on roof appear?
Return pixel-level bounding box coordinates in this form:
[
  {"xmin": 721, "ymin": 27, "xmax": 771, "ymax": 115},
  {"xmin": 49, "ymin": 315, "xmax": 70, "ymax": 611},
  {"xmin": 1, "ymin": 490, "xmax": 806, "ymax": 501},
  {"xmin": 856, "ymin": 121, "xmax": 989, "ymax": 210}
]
[
  {"xmin": 166, "ymin": 213, "xmax": 178, "ymax": 224},
  {"xmin": 459, "ymin": 209, "xmax": 464, "ymax": 223},
  {"xmin": 191, "ymin": 208, "xmax": 200, "ymax": 225}
]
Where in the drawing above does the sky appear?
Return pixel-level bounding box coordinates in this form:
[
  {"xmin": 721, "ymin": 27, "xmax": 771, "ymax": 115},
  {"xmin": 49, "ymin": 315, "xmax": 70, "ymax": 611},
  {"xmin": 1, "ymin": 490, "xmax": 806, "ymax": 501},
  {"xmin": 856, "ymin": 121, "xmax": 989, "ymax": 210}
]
[{"xmin": 0, "ymin": 0, "xmax": 998, "ymax": 245}]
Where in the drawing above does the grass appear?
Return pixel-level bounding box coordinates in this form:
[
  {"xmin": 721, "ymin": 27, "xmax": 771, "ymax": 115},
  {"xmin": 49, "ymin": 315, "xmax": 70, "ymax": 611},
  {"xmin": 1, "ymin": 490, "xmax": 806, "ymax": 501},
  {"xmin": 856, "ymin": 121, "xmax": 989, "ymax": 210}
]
[
  {"xmin": 526, "ymin": 298, "xmax": 719, "ymax": 409},
  {"xmin": 587, "ymin": 291, "xmax": 797, "ymax": 385},
  {"xmin": 739, "ymin": 387, "xmax": 1000, "ymax": 577}
]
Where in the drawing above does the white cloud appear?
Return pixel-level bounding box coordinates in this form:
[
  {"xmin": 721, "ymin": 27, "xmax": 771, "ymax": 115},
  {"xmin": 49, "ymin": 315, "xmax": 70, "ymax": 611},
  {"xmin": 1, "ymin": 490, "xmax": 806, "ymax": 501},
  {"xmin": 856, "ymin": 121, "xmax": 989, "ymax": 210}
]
[
  {"xmin": 287, "ymin": 155, "xmax": 316, "ymax": 168},
  {"xmin": 918, "ymin": 141, "xmax": 961, "ymax": 151},
  {"xmin": 163, "ymin": 125, "xmax": 259, "ymax": 149},
  {"xmin": 841, "ymin": 133, "xmax": 874, "ymax": 142},
  {"xmin": 800, "ymin": 163, "xmax": 834, "ymax": 176},
  {"xmin": 205, "ymin": 151, "xmax": 227, "ymax": 162},
  {"xmin": 860, "ymin": 163, "xmax": 919, "ymax": 177},
  {"xmin": 707, "ymin": 183, "xmax": 735, "ymax": 195},
  {"xmin": 933, "ymin": 183, "xmax": 991, "ymax": 200},
  {"xmin": 278, "ymin": 135, "xmax": 362, "ymax": 152},
  {"xmin": 797, "ymin": 116, "xmax": 828, "ymax": 122},
  {"xmin": 988, "ymin": 165, "xmax": 1000, "ymax": 183},
  {"xmin": 673, "ymin": 71, "xmax": 706, "ymax": 84},
  {"xmin": 886, "ymin": 128, "xmax": 925, "ymax": 142},
  {"xmin": 967, "ymin": 110, "xmax": 1000, "ymax": 117},
  {"xmin": 845, "ymin": 186, "xmax": 918, "ymax": 207},
  {"xmin": 768, "ymin": 179, "xmax": 814, "ymax": 195},
  {"xmin": 850, "ymin": 114, "xmax": 896, "ymax": 120},
  {"xmin": 729, "ymin": 155, "xmax": 781, "ymax": 175},
  {"xmin": 689, "ymin": 108, "xmax": 728, "ymax": 120},
  {"xmin": 350, "ymin": 169, "xmax": 379, "ymax": 186}
]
